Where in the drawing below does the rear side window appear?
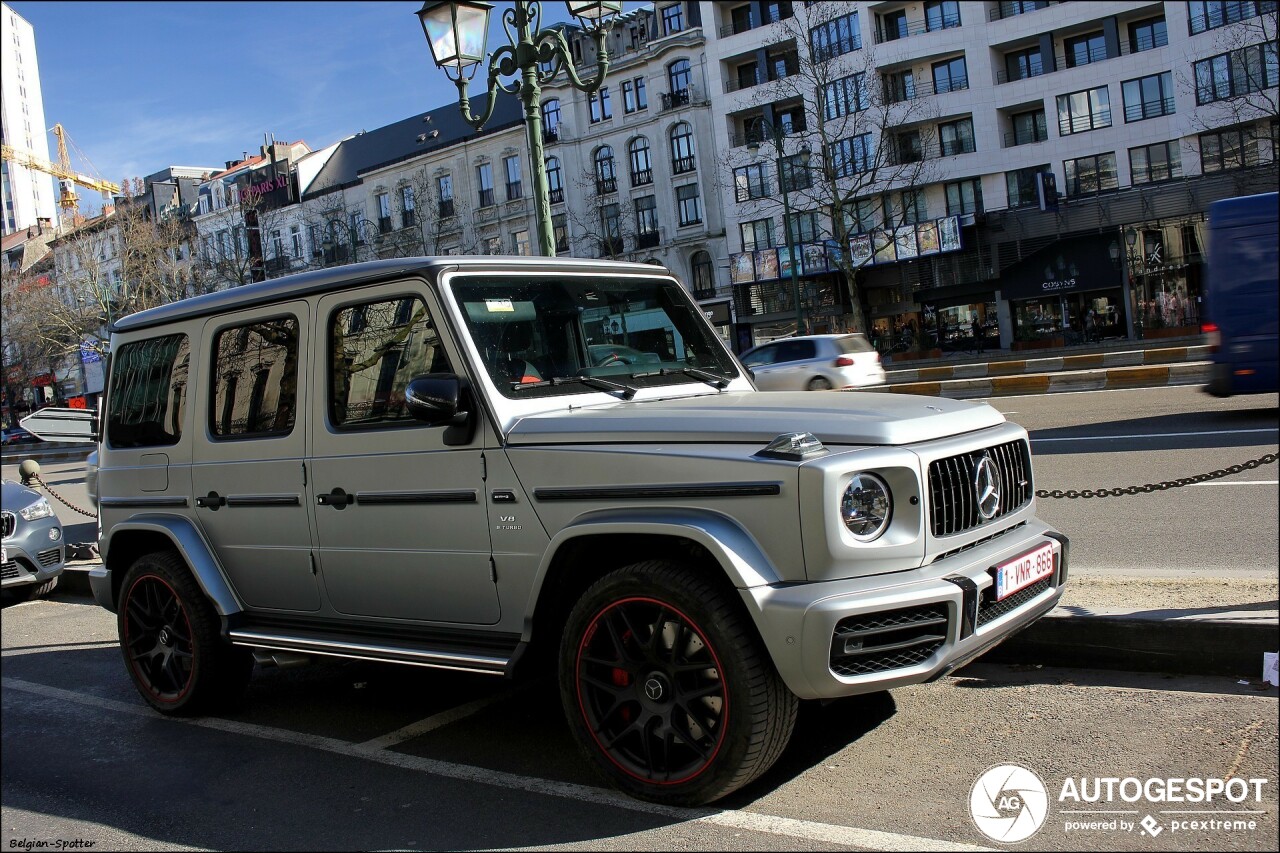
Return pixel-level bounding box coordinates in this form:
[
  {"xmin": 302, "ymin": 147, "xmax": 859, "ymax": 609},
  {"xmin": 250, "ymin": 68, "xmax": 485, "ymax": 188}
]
[
  {"xmin": 210, "ymin": 317, "xmax": 300, "ymax": 439},
  {"xmin": 776, "ymin": 340, "xmax": 816, "ymax": 362},
  {"xmin": 837, "ymin": 334, "xmax": 874, "ymax": 354},
  {"xmin": 330, "ymin": 295, "xmax": 451, "ymax": 428},
  {"xmin": 106, "ymin": 334, "xmax": 190, "ymax": 448}
]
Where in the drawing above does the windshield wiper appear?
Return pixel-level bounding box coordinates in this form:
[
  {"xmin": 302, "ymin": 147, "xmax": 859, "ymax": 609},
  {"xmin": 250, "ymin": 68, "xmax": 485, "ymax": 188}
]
[
  {"xmin": 510, "ymin": 375, "xmax": 637, "ymax": 400},
  {"xmin": 633, "ymin": 367, "xmax": 731, "ymax": 390}
]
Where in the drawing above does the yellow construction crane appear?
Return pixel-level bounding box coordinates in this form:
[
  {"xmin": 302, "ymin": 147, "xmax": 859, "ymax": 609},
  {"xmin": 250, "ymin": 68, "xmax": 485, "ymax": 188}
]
[{"xmin": 1, "ymin": 123, "xmax": 121, "ymax": 216}]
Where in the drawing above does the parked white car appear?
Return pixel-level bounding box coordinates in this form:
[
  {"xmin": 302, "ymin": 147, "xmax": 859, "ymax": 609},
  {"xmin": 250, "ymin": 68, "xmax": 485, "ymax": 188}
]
[{"xmin": 741, "ymin": 334, "xmax": 886, "ymax": 391}]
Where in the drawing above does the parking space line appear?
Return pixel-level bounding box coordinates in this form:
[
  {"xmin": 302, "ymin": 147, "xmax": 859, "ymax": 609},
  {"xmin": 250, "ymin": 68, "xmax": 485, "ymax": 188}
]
[
  {"xmin": 2, "ymin": 641, "xmax": 119, "ymax": 657},
  {"xmin": 358, "ymin": 686, "xmax": 524, "ymax": 750},
  {"xmin": 3, "ymin": 676, "xmax": 995, "ymax": 852}
]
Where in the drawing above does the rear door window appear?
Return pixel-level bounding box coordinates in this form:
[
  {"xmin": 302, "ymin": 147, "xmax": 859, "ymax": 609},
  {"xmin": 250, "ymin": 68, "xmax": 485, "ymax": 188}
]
[{"xmin": 106, "ymin": 334, "xmax": 190, "ymax": 448}]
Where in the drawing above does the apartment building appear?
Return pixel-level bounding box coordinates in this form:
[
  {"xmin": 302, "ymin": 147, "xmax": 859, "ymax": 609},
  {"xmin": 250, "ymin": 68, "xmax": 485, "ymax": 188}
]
[
  {"xmin": 703, "ymin": 0, "xmax": 1277, "ymax": 350},
  {"xmin": 1, "ymin": 1, "xmax": 57, "ymax": 235}
]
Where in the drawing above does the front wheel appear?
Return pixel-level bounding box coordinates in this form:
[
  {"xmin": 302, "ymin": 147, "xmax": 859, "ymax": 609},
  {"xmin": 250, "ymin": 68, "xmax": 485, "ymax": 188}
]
[
  {"xmin": 117, "ymin": 551, "xmax": 252, "ymax": 715},
  {"xmin": 559, "ymin": 560, "xmax": 797, "ymax": 805}
]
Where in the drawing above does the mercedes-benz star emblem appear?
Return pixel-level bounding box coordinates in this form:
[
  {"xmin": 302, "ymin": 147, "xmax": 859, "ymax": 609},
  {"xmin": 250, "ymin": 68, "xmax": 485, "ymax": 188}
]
[
  {"xmin": 644, "ymin": 677, "xmax": 664, "ymax": 701},
  {"xmin": 973, "ymin": 453, "xmax": 1002, "ymax": 521}
]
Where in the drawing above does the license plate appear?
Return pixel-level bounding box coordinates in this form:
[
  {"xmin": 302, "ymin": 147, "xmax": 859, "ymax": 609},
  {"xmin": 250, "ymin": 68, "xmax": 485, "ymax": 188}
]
[
  {"xmin": 994, "ymin": 542, "xmax": 1055, "ymax": 600},
  {"xmin": 1, "ymin": 546, "xmax": 7, "ymax": 564}
]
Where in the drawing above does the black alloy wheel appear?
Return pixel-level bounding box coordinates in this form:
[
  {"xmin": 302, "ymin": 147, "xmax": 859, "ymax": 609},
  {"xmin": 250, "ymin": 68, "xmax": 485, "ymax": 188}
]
[
  {"xmin": 122, "ymin": 573, "xmax": 196, "ymax": 705},
  {"xmin": 575, "ymin": 596, "xmax": 728, "ymax": 786}
]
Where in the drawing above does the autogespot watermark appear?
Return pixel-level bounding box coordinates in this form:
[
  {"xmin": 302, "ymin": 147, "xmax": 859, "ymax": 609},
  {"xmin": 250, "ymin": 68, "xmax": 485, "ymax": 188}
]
[{"xmin": 968, "ymin": 765, "xmax": 1270, "ymax": 843}]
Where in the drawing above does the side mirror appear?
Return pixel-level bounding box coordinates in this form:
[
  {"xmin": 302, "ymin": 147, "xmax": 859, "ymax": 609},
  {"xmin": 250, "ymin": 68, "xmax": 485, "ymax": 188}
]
[{"xmin": 405, "ymin": 374, "xmax": 471, "ymax": 426}]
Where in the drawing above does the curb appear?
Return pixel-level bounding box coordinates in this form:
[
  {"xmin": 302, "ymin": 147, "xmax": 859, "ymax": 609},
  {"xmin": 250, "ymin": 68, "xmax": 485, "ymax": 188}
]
[
  {"xmin": 990, "ymin": 610, "xmax": 1277, "ymax": 678},
  {"xmin": 884, "ymin": 344, "xmax": 1211, "ymax": 382},
  {"xmin": 881, "ymin": 362, "xmax": 1212, "ymax": 399}
]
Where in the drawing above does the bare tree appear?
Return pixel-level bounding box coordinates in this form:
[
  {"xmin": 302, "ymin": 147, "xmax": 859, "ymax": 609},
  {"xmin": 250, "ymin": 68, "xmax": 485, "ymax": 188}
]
[
  {"xmin": 562, "ymin": 160, "xmax": 659, "ymax": 261},
  {"xmin": 717, "ymin": 0, "xmax": 941, "ymax": 333},
  {"xmin": 1178, "ymin": 8, "xmax": 1278, "ymax": 135},
  {"xmin": 404, "ymin": 165, "xmax": 484, "ymax": 255}
]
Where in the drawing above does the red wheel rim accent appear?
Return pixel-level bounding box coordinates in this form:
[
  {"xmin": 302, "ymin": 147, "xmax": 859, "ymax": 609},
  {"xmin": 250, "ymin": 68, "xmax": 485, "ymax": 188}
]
[
  {"xmin": 122, "ymin": 574, "xmax": 196, "ymax": 704},
  {"xmin": 575, "ymin": 596, "xmax": 728, "ymax": 786}
]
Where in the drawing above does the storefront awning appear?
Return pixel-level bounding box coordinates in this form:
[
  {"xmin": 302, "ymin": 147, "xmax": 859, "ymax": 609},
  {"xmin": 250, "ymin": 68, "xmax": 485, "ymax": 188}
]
[{"xmin": 1000, "ymin": 234, "xmax": 1123, "ymax": 301}]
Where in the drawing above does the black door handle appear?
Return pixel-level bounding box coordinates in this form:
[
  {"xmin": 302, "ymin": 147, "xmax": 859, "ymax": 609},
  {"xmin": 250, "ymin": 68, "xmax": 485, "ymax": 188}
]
[
  {"xmin": 316, "ymin": 487, "xmax": 352, "ymax": 509},
  {"xmin": 195, "ymin": 491, "xmax": 226, "ymax": 510}
]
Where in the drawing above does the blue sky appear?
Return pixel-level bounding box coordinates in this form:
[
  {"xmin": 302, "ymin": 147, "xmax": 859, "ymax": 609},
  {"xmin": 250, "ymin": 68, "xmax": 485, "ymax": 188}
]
[{"xmin": 10, "ymin": 2, "xmax": 629, "ymax": 205}]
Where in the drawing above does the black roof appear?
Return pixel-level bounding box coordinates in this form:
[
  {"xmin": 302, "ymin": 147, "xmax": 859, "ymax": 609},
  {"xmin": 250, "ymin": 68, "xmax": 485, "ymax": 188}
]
[{"xmin": 302, "ymin": 94, "xmax": 524, "ymax": 200}]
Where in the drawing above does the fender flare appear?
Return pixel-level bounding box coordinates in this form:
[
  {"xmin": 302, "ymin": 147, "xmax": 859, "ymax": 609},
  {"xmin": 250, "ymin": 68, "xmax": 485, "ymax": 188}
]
[
  {"xmin": 102, "ymin": 515, "xmax": 243, "ymax": 617},
  {"xmin": 523, "ymin": 506, "xmax": 784, "ymax": 634}
]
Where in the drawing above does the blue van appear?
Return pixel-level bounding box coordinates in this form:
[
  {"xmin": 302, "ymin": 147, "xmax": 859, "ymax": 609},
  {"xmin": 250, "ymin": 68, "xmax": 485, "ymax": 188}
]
[{"xmin": 1203, "ymin": 192, "xmax": 1279, "ymax": 397}]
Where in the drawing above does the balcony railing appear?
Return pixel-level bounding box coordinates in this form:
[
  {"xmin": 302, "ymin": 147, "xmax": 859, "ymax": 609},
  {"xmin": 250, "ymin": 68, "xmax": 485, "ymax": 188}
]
[
  {"xmin": 662, "ymin": 88, "xmax": 691, "ymax": 110},
  {"xmin": 884, "ymin": 75, "xmax": 968, "ymax": 103},
  {"xmin": 1003, "ymin": 128, "xmax": 1049, "ymax": 148},
  {"xmin": 631, "ymin": 169, "xmax": 653, "ymax": 187},
  {"xmin": 598, "ymin": 237, "xmax": 624, "ymax": 257},
  {"xmin": 735, "ymin": 183, "xmax": 771, "ymax": 203},
  {"xmin": 478, "ymin": 188, "xmax": 494, "ymax": 208},
  {"xmin": 636, "ymin": 230, "xmax": 660, "ymax": 249},
  {"xmin": 549, "ymin": 187, "xmax": 564, "ymax": 205},
  {"xmin": 438, "ymin": 199, "xmax": 455, "ymax": 218},
  {"xmin": 596, "ymin": 176, "xmax": 618, "ymax": 195},
  {"xmin": 996, "ymin": 60, "xmax": 1045, "ymax": 84},
  {"xmin": 724, "ymin": 61, "xmax": 799, "ymax": 93},
  {"xmin": 1058, "ymin": 109, "xmax": 1112, "ymax": 136},
  {"xmin": 672, "ymin": 156, "xmax": 697, "ymax": 174},
  {"xmin": 988, "ymin": 1, "xmax": 1057, "ymax": 22},
  {"xmin": 719, "ymin": 16, "xmax": 754, "ymax": 38},
  {"xmin": 1061, "ymin": 41, "xmax": 1113, "ymax": 69},
  {"xmin": 1124, "ymin": 97, "xmax": 1175, "ymax": 123},
  {"xmin": 506, "ymin": 181, "xmax": 523, "ymax": 201},
  {"xmin": 875, "ymin": 14, "xmax": 960, "ymax": 45},
  {"xmin": 378, "ymin": 216, "xmax": 392, "ymax": 234},
  {"xmin": 543, "ymin": 126, "xmax": 561, "ymax": 143},
  {"xmin": 401, "ymin": 210, "xmax": 416, "ymax": 228}
]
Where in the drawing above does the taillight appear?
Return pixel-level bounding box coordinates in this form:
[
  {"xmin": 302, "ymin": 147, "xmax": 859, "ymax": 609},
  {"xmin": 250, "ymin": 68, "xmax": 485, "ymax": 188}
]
[
  {"xmin": 835, "ymin": 356, "xmax": 855, "ymax": 367},
  {"xmin": 1203, "ymin": 321, "xmax": 1220, "ymax": 353}
]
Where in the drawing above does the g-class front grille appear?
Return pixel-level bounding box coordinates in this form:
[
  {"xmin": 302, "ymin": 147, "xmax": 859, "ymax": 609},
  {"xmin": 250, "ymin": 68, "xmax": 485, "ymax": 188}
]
[
  {"xmin": 978, "ymin": 578, "xmax": 1053, "ymax": 627},
  {"xmin": 37, "ymin": 547, "xmax": 61, "ymax": 568},
  {"xmin": 928, "ymin": 439, "xmax": 1032, "ymax": 537},
  {"xmin": 830, "ymin": 603, "xmax": 948, "ymax": 677},
  {"xmin": 1, "ymin": 511, "xmax": 14, "ymax": 539}
]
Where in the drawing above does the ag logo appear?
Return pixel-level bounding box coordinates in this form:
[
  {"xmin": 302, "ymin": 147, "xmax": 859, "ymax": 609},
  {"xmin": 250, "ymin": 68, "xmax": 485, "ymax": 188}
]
[{"xmin": 969, "ymin": 764, "xmax": 1049, "ymax": 843}]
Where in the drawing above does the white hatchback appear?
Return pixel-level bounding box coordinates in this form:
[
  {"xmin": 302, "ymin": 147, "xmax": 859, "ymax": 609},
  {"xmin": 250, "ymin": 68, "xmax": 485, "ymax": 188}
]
[{"xmin": 741, "ymin": 334, "xmax": 886, "ymax": 391}]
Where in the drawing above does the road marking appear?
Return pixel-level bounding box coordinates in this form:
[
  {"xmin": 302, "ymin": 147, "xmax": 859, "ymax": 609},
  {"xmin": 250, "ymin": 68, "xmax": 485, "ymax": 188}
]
[
  {"xmin": 358, "ymin": 686, "xmax": 524, "ymax": 750},
  {"xmin": 1189, "ymin": 480, "xmax": 1279, "ymax": 486},
  {"xmin": 1032, "ymin": 427, "xmax": 1278, "ymax": 442},
  {"xmin": 3, "ymin": 676, "xmax": 994, "ymax": 852}
]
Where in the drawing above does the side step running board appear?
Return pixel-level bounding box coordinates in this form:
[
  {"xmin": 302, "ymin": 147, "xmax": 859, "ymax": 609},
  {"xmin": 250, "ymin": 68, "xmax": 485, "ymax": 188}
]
[{"xmin": 229, "ymin": 628, "xmax": 511, "ymax": 676}]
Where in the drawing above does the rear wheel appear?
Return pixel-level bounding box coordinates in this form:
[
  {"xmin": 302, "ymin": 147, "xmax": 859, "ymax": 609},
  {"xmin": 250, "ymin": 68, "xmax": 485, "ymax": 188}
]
[
  {"xmin": 559, "ymin": 560, "xmax": 797, "ymax": 805},
  {"xmin": 807, "ymin": 376, "xmax": 832, "ymax": 391},
  {"xmin": 117, "ymin": 551, "xmax": 252, "ymax": 715}
]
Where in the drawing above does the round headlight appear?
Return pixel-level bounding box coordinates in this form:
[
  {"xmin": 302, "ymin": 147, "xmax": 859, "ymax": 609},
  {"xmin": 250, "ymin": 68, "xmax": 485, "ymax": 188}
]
[{"xmin": 841, "ymin": 473, "xmax": 892, "ymax": 541}]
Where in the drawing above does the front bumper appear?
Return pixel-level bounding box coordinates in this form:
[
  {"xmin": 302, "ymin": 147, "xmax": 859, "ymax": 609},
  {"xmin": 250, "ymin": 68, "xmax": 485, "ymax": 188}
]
[
  {"xmin": 2, "ymin": 538, "xmax": 65, "ymax": 589},
  {"xmin": 742, "ymin": 521, "xmax": 1067, "ymax": 700}
]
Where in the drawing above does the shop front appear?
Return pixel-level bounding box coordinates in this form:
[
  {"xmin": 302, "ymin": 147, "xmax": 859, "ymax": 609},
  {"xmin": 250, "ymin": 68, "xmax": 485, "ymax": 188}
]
[
  {"xmin": 1000, "ymin": 234, "xmax": 1130, "ymax": 349},
  {"xmin": 1123, "ymin": 220, "xmax": 1206, "ymax": 339}
]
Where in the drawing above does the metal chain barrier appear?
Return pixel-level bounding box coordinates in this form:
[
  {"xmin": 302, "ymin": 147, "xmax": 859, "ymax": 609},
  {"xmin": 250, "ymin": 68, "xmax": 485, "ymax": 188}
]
[
  {"xmin": 27, "ymin": 472, "xmax": 99, "ymax": 518},
  {"xmin": 1036, "ymin": 452, "xmax": 1278, "ymax": 500}
]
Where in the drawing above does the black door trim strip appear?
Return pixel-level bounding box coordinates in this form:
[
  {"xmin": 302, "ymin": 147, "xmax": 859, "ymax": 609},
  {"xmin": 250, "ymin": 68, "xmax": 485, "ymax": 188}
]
[
  {"xmin": 226, "ymin": 495, "xmax": 301, "ymax": 507},
  {"xmin": 100, "ymin": 497, "xmax": 189, "ymax": 508},
  {"xmin": 533, "ymin": 482, "xmax": 782, "ymax": 501},
  {"xmin": 354, "ymin": 490, "xmax": 479, "ymax": 505}
]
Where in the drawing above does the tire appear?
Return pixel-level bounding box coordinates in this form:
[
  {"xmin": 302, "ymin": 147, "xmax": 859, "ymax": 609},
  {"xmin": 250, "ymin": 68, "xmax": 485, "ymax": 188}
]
[
  {"xmin": 559, "ymin": 560, "xmax": 797, "ymax": 805},
  {"xmin": 23, "ymin": 576, "xmax": 59, "ymax": 601},
  {"xmin": 807, "ymin": 376, "xmax": 832, "ymax": 391},
  {"xmin": 116, "ymin": 550, "xmax": 252, "ymax": 715}
]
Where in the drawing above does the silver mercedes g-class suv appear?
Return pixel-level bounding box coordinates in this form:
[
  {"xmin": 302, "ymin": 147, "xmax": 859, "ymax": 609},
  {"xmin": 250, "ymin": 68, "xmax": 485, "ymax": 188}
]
[{"xmin": 89, "ymin": 257, "xmax": 1066, "ymax": 805}]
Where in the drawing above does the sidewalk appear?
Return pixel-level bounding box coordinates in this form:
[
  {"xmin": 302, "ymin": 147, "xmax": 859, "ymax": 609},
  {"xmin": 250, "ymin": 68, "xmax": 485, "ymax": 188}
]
[{"xmin": 878, "ymin": 335, "xmax": 1212, "ymax": 399}]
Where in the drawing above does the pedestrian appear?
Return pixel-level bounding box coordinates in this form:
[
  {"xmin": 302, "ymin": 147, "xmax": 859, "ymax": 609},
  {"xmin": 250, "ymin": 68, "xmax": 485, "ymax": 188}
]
[
  {"xmin": 971, "ymin": 316, "xmax": 984, "ymax": 354},
  {"xmin": 1085, "ymin": 308, "xmax": 1097, "ymax": 343}
]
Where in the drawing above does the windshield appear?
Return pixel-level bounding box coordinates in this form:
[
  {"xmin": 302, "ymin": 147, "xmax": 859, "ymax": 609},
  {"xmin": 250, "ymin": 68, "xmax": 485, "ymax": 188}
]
[{"xmin": 450, "ymin": 274, "xmax": 740, "ymax": 398}]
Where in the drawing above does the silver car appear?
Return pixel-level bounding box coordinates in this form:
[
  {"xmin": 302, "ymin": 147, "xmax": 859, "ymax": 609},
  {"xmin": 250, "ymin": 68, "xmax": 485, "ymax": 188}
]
[
  {"xmin": 2, "ymin": 479, "xmax": 64, "ymax": 600},
  {"xmin": 741, "ymin": 333, "xmax": 886, "ymax": 391}
]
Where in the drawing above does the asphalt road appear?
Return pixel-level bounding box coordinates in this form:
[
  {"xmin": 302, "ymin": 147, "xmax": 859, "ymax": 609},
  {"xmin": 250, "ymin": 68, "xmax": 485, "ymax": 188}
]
[{"xmin": 2, "ymin": 385, "xmax": 1277, "ymax": 851}]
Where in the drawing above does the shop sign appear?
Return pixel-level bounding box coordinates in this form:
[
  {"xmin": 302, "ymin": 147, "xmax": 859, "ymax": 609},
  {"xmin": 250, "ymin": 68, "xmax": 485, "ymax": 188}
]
[
  {"xmin": 67, "ymin": 396, "xmax": 87, "ymax": 409},
  {"xmin": 701, "ymin": 302, "xmax": 732, "ymax": 325},
  {"xmin": 80, "ymin": 343, "xmax": 102, "ymax": 364},
  {"xmin": 31, "ymin": 373, "xmax": 54, "ymax": 387},
  {"xmin": 1001, "ymin": 235, "xmax": 1123, "ymax": 301}
]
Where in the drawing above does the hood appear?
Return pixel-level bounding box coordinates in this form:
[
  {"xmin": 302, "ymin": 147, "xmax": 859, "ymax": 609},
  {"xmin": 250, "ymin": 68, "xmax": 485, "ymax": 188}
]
[
  {"xmin": 2, "ymin": 479, "xmax": 42, "ymax": 506},
  {"xmin": 506, "ymin": 391, "xmax": 1003, "ymax": 447}
]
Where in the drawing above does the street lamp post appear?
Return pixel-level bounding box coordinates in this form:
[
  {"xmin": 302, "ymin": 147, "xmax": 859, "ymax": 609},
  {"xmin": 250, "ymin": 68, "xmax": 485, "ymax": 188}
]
[
  {"xmin": 749, "ymin": 123, "xmax": 809, "ymax": 336},
  {"xmin": 417, "ymin": 1, "xmax": 621, "ymax": 257}
]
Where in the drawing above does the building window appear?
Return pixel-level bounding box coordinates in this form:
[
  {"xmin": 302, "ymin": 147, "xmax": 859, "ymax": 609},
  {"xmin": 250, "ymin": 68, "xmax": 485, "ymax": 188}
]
[
  {"xmin": 671, "ymin": 122, "xmax": 695, "ymax": 172},
  {"xmin": 1064, "ymin": 31, "xmax": 1107, "ymax": 68},
  {"xmin": 1122, "ymin": 72, "xmax": 1176, "ymax": 122},
  {"xmin": 895, "ymin": 129, "xmax": 923, "ymax": 163},
  {"xmin": 730, "ymin": 4, "xmax": 753, "ymax": 35},
  {"xmin": 1011, "ymin": 108, "xmax": 1048, "ymax": 145},
  {"xmin": 601, "ymin": 203, "xmax": 622, "ymax": 252},
  {"xmin": 622, "ymin": 77, "xmax": 648, "ymax": 112},
  {"xmin": 210, "ymin": 317, "xmax": 299, "ymax": 438},
  {"xmin": 482, "ymin": 235, "xmax": 503, "ymax": 255},
  {"xmin": 271, "ymin": 229, "xmax": 284, "ymax": 258},
  {"xmin": 787, "ymin": 210, "xmax": 819, "ymax": 243},
  {"xmin": 810, "ymin": 11, "xmax": 860, "ymax": 62},
  {"xmin": 740, "ymin": 218, "xmax": 774, "ymax": 251},
  {"xmin": 542, "ymin": 98, "xmax": 561, "ymax": 139},
  {"xmin": 881, "ymin": 9, "xmax": 908, "ymax": 42},
  {"xmin": 400, "ymin": 185, "xmax": 415, "ymax": 227},
  {"xmin": 781, "ymin": 153, "xmax": 812, "ymax": 191},
  {"xmin": 668, "ymin": 58, "xmax": 691, "ymax": 96},
  {"xmin": 1128, "ymin": 15, "xmax": 1168, "ymax": 52},
  {"xmin": 924, "ymin": 0, "xmax": 961, "ymax": 31},
  {"xmin": 734, "ymin": 163, "xmax": 770, "ymax": 202},
  {"xmin": 1199, "ymin": 127, "xmax": 1258, "ymax": 172},
  {"xmin": 1129, "ymin": 141, "xmax": 1183, "ymax": 184},
  {"xmin": 676, "ymin": 183, "xmax": 702, "ymax": 226},
  {"xmin": 932, "ymin": 56, "xmax": 968, "ymax": 93},
  {"xmin": 546, "ymin": 157, "xmax": 564, "ymax": 204},
  {"xmin": 635, "ymin": 195, "xmax": 659, "ymax": 247},
  {"xmin": 629, "ymin": 137, "xmax": 653, "ymax": 186},
  {"xmin": 1063, "ymin": 152, "xmax": 1119, "ymax": 196},
  {"xmin": 822, "ymin": 72, "xmax": 868, "ymax": 119},
  {"xmin": 945, "ymin": 179, "xmax": 983, "ymax": 215},
  {"xmin": 512, "ymin": 229, "xmax": 531, "ymax": 256},
  {"xmin": 1006, "ymin": 164, "xmax": 1051, "ymax": 208},
  {"xmin": 829, "ymin": 133, "xmax": 873, "ymax": 178},
  {"xmin": 595, "ymin": 146, "xmax": 617, "ymax": 194},
  {"xmin": 290, "ymin": 225, "xmax": 302, "ymax": 258},
  {"xmin": 841, "ymin": 198, "xmax": 879, "ymax": 235},
  {"xmin": 437, "ymin": 174, "xmax": 454, "ymax": 217},
  {"xmin": 1057, "ymin": 86, "xmax": 1112, "ymax": 135},
  {"xmin": 476, "ymin": 163, "xmax": 494, "ymax": 207},
  {"xmin": 884, "ymin": 69, "xmax": 917, "ymax": 103},
  {"xmin": 1194, "ymin": 43, "xmax": 1279, "ymax": 105},
  {"xmin": 1189, "ymin": 0, "xmax": 1273, "ymax": 35},
  {"xmin": 376, "ymin": 193, "xmax": 392, "ymax": 233},
  {"xmin": 552, "ymin": 213, "xmax": 569, "ymax": 253},
  {"xmin": 661, "ymin": 3, "xmax": 683, "ymax": 35},
  {"xmin": 691, "ymin": 250, "xmax": 714, "ymax": 296},
  {"xmin": 504, "ymin": 155, "xmax": 522, "ymax": 201},
  {"xmin": 895, "ymin": 190, "xmax": 926, "ymax": 225},
  {"xmin": 939, "ymin": 117, "xmax": 976, "ymax": 156},
  {"xmin": 590, "ymin": 87, "xmax": 612, "ymax": 121},
  {"xmin": 1004, "ymin": 46, "xmax": 1043, "ymax": 82}
]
